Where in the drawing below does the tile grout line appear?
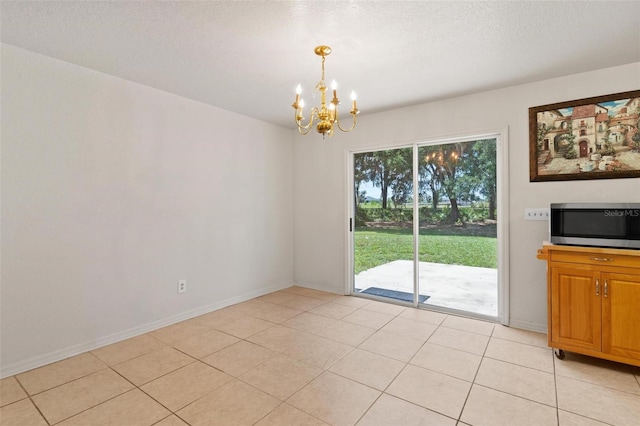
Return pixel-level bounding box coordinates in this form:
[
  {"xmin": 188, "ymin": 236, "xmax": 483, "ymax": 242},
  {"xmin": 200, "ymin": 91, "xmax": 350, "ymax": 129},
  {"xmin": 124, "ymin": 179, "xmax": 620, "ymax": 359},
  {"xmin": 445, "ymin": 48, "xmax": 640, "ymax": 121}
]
[
  {"xmin": 454, "ymin": 322, "xmax": 495, "ymax": 424},
  {"xmin": 351, "ymin": 319, "xmax": 462, "ymax": 424},
  {"xmin": 552, "ymin": 350, "xmax": 561, "ymax": 426},
  {"xmin": 377, "ymin": 320, "xmax": 461, "ymax": 423},
  {"xmin": 5, "ymin": 314, "xmax": 471, "ymax": 424},
  {"xmin": 553, "ymin": 361, "xmax": 640, "ymax": 397},
  {"xmin": 148, "ymin": 413, "xmax": 178, "ymax": 426},
  {"xmin": 469, "ymin": 327, "xmax": 570, "ymax": 413},
  {"xmin": 171, "ymin": 314, "xmax": 354, "ymax": 425},
  {"xmin": 282, "ymin": 304, "xmax": 503, "ymax": 424},
  {"xmin": 14, "ymin": 376, "xmax": 52, "ymax": 426},
  {"xmin": 8, "ymin": 289, "xmax": 639, "ymax": 425},
  {"xmin": 14, "ymin": 363, "xmax": 123, "ymax": 426},
  {"xmin": 350, "ymin": 322, "xmax": 410, "ymax": 423},
  {"xmin": 252, "ymin": 298, "xmax": 402, "ymax": 425}
]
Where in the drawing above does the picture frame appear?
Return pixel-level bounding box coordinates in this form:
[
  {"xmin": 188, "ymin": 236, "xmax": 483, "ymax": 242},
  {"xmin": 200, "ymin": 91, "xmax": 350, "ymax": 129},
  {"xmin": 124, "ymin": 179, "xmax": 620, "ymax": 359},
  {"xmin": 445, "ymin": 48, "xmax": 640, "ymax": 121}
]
[{"xmin": 529, "ymin": 90, "xmax": 640, "ymax": 182}]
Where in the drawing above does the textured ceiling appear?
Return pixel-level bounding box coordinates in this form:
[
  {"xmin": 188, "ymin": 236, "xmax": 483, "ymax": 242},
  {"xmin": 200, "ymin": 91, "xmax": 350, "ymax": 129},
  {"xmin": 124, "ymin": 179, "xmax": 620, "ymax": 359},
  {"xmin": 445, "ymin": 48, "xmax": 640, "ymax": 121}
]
[{"xmin": 2, "ymin": 1, "xmax": 639, "ymax": 129}]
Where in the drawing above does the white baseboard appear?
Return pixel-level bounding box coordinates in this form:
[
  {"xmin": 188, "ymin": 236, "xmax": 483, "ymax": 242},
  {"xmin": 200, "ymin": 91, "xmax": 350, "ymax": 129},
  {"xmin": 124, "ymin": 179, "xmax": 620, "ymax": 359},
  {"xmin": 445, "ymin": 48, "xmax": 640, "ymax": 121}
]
[
  {"xmin": 508, "ymin": 319, "xmax": 547, "ymax": 334},
  {"xmin": 293, "ymin": 280, "xmax": 346, "ymax": 295},
  {"xmin": 1, "ymin": 281, "xmax": 293, "ymax": 378}
]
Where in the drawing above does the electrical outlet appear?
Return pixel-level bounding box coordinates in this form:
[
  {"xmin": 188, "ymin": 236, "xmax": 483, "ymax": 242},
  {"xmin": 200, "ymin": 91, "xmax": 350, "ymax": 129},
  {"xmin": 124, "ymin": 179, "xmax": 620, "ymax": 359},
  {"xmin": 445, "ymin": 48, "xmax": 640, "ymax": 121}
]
[
  {"xmin": 177, "ymin": 279, "xmax": 187, "ymax": 294},
  {"xmin": 525, "ymin": 208, "xmax": 550, "ymax": 221}
]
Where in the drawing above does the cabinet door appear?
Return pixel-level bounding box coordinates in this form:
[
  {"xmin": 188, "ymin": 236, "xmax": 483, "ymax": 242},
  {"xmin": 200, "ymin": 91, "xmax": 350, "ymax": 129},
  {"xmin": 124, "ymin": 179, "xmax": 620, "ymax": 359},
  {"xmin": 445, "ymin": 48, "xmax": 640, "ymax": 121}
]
[
  {"xmin": 550, "ymin": 266, "xmax": 601, "ymax": 351},
  {"xmin": 602, "ymin": 272, "xmax": 640, "ymax": 361}
]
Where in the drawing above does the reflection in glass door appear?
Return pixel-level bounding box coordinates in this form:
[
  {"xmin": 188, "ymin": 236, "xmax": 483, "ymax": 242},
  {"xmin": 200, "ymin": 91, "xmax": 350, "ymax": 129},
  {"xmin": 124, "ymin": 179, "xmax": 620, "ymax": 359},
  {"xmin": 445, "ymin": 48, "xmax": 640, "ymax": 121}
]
[
  {"xmin": 417, "ymin": 139, "xmax": 498, "ymax": 317},
  {"xmin": 352, "ymin": 147, "xmax": 415, "ymax": 304}
]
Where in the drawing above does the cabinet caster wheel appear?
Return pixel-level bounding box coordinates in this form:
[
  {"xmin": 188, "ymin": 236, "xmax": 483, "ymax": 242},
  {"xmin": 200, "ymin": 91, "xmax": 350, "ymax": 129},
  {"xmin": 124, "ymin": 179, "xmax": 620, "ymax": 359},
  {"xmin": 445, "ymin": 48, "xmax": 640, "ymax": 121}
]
[{"xmin": 554, "ymin": 349, "xmax": 565, "ymax": 360}]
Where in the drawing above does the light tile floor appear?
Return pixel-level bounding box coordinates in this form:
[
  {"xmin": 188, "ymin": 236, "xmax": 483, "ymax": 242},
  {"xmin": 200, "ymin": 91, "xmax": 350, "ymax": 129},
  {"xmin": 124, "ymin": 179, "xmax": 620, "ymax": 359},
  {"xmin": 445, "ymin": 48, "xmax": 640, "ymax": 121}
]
[{"xmin": 1, "ymin": 286, "xmax": 639, "ymax": 426}]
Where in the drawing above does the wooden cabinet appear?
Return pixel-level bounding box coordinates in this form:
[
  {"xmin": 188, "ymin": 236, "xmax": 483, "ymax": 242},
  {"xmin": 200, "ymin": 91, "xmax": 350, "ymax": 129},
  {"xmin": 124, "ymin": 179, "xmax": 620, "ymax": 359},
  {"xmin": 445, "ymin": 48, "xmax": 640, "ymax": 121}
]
[
  {"xmin": 538, "ymin": 244, "xmax": 640, "ymax": 367},
  {"xmin": 549, "ymin": 266, "xmax": 601, "ymax": 352}
]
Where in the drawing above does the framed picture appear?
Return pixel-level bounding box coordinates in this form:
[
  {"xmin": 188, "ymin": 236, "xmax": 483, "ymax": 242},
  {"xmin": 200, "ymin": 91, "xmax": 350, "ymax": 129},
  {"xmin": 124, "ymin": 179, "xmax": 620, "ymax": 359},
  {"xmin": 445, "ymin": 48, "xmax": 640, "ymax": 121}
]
[{"xmin": 529, "ymin": 90, "xmax": 640, "ymax": 182}]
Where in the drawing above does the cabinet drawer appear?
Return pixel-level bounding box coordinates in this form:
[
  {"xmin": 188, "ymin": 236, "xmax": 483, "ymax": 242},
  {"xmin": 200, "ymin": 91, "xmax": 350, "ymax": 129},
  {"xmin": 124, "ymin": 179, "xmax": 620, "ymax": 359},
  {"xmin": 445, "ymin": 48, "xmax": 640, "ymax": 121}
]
[{"xmin": 550, "ymin": 251, "xmax": 640, "ymax": 268}]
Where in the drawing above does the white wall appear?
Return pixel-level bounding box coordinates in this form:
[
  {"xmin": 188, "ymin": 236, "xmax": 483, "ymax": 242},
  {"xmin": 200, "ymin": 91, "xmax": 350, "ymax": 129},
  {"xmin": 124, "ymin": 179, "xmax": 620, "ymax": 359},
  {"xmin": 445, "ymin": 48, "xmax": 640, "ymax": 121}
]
[
  {"xmin": 1, "ymin": 44, "xmax": 294, "ymax": 376},
  {"xmin": 2, "ymin": 43, "xmax": 638, "ymax": 377},
  {"xmin": 293, "ymin": 62, "xmax": 640, "ymax": 331}
]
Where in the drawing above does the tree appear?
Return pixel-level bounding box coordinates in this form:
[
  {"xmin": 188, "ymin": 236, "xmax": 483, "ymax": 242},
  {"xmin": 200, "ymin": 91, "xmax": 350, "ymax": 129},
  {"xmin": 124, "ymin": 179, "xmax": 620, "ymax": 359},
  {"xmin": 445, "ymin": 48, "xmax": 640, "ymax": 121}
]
[
  {"xmin": 564, "ymin": 146, "xmax": 578, "ymax": 159},
  {"xmin": 460, "ymin": 139, "xmax": 497, "ymax": 220},
  {"xmin": 353, "ymin": 152, "xmax": 373, "ymax": 207},
  {"xmin": 419, "ymin": 145, "xmax": 444, "ymax": 211},
  {"xmin": 365, "ymin": 148, "xmax": 412, "ymax": 209},
  {"xmin": 537, "ymin": 123, "xmax": 553, "ymax": 149},
  {"xmin": 357, "ymin": 190, "xmax": 367, "ymax": 205},
  {"xmin": 629, "ymin": 109, "xmax": 640, "ymax": 151},
  {"xmin": 419, "ymin": 139, "xmax": 498, "ymax": 224},
  {"xmin": 388, "ymin": 149, "xmax": 413, "ymax": 208},
  {"xmin": 559, "ymin": 120, "xmax": 577, "ymax": 159},
  {"xmin": 597, "ymin": 138, "xmax": 616, "ymax": 157},
  {"xmin": 358, "ymin": 140, "xmax": 498, "ymax": 224},
  {"xmin": 599, "ymin": 119, "xmax": 610, "ymax": 150},
  {"xmin": 419, "ymin": 142, "xmax": 468, "ymax": 224}
]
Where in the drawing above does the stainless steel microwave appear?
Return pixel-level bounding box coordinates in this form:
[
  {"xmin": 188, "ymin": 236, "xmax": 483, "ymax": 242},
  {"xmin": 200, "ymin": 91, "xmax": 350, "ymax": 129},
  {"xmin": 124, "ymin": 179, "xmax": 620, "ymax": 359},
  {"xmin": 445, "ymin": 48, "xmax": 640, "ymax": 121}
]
[{"xmin": 550, "ymin": 203, "xmax": 640, "ymax": 249}]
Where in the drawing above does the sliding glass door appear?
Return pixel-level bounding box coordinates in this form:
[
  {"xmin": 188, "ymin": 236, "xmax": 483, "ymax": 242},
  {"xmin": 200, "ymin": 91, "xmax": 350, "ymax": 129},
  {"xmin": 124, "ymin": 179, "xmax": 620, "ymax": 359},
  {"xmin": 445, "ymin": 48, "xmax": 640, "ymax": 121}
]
[
  {"xmin": 350, "ymin": 135, "xmax": 503, "ymax": 320},
  {"xmin": 353, "ymin": 147, "xmax": 415, "ymax": 304},
  {"xmin": 417, "ymin": 139, "xmax": 498, "ymax": 317}
]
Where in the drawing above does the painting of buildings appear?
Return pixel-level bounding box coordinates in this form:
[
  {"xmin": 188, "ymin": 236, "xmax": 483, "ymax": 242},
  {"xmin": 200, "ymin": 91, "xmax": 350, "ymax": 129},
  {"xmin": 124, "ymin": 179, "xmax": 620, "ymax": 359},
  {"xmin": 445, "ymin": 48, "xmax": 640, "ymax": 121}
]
[{"xmin": 534, "ymin": 94, "xmax": 640, "ymax": 178}]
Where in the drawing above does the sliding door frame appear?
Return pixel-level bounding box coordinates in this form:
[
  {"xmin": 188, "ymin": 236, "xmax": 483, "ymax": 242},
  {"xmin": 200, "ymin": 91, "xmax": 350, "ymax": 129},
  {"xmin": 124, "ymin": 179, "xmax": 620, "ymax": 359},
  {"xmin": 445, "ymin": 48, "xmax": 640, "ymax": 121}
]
[{"xmin": 345, "ymin": 127, "xmax": 510, "ymax": 325}]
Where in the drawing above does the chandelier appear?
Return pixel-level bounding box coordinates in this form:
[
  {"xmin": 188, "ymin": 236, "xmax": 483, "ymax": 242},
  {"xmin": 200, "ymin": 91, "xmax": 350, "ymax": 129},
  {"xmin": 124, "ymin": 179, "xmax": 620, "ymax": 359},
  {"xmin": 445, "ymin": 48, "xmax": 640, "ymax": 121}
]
[{"xmin": 291, "ymin": 45, "xmax": 359, "ymax": 137}]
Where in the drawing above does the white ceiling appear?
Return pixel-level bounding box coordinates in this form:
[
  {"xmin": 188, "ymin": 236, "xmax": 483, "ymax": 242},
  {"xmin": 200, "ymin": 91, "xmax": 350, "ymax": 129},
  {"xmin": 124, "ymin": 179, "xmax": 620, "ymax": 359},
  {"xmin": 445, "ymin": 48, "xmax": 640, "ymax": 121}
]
[{"xmin": 2, "ymin": 1, "xmax": 639, "ymax": 129}]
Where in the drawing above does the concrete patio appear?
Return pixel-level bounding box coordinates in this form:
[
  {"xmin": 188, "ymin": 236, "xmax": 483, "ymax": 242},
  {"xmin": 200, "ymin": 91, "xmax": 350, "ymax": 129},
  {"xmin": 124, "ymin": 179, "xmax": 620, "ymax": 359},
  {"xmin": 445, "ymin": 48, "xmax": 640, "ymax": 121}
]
[{"xmin": 355, "ymin": 260, "xmax": 498, "ymax": 317}]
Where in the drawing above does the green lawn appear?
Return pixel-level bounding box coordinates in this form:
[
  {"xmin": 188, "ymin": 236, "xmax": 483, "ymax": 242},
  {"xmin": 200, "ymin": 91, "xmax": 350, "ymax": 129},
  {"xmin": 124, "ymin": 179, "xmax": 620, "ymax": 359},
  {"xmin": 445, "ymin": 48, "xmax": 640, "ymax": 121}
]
[{"xmin": 354, "ymin": 227, "xmax": 497, "ymax": 274}]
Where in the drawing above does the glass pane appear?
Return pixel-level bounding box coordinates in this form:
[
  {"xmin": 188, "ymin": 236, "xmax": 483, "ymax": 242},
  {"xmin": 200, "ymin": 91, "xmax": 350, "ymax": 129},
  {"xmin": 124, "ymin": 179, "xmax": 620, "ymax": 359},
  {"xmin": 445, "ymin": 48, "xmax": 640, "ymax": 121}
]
[
  {"xmin": 417, "ymin": 139, "xmax": 498, "ymax": 316},
  {"xmin": 353, "ymin": 147, "xmax": 415, "ymax": 304}
]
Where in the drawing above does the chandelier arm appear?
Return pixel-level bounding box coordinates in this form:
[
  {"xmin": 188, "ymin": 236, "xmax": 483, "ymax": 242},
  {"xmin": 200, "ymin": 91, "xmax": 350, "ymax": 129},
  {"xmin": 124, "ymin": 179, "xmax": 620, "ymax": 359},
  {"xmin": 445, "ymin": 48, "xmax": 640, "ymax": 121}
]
[
  {"xmin": 295, "ymin": 107, "xmax": 320, "ymax": 133},
  {"xmin": 297, "ymin": 125, "xmax": 314, "ymax": 135},
  {"xmin": 335, "ymin": 113, "xmax": 358, "ymax": 133}
]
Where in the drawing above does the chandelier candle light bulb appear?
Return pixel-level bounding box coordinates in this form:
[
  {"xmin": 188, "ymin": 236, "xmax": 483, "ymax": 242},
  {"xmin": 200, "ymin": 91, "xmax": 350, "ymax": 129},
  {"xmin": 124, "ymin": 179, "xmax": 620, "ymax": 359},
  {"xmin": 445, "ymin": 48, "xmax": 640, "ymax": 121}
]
[{"xmin": 292, "ymin": 45, "xmax": 359, "ymax": 138}]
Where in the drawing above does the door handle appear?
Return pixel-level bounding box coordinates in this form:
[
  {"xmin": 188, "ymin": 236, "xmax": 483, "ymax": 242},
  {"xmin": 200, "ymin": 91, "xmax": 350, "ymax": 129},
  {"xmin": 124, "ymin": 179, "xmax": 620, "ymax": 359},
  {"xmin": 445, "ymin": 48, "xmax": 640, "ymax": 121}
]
[
  {"xmin": 590, "ymin": 257, "xmax": 613, "ymax": 262},
  {"xmin": 604, "ymin": 280, "xmax": 608, "ymax": 298},
  {"xmin": 595, "ymin": 279, "xmax": 599, "ymax": 296}
]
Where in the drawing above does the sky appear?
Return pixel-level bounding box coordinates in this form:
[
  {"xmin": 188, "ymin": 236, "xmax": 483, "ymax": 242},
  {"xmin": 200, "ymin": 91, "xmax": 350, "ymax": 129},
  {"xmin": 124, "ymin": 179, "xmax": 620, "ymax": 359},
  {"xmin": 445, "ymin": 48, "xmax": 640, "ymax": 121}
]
[
  {"xmin": 557, "ymin": 98, "xmax": 632, "ymax": 118},
  {"xmin": 359, "ymin": 181, "xmax": 382, "ymax": 199}
]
